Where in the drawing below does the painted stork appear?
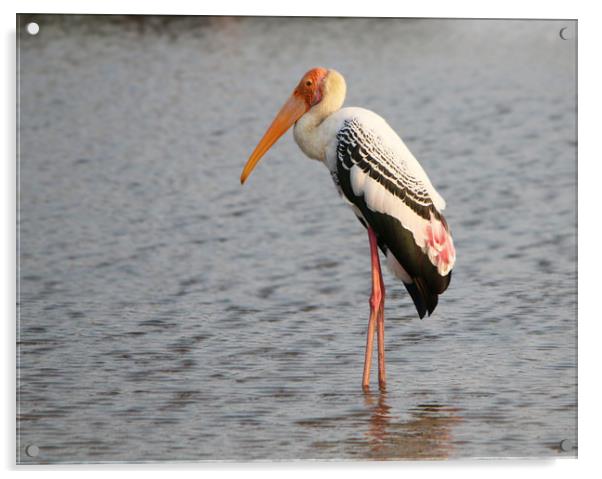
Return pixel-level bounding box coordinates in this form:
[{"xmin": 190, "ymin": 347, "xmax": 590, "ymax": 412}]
[{"xmin": 240, "ymin": 68, "xmax": 455, "ymax": 391}]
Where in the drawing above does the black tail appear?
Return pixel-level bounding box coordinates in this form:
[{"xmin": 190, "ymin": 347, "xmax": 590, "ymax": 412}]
[
  {"xmin": 403, "ymin": 281, "xmax": 428, "ymax": 319},
  {"xmin": 404, "ymin": 270, "xmax": 452, "ymax": 319}
]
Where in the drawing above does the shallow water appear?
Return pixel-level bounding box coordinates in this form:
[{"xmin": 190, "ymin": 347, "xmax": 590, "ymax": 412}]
[{"xmin": 17, "ymin": 16, "xmax": 577, "ymax": 463}]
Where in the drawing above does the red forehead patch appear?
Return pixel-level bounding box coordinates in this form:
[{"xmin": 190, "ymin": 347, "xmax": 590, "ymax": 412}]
[{"xmin": 302, "ymin": 67, "xmax": 328, "ymax": 83}]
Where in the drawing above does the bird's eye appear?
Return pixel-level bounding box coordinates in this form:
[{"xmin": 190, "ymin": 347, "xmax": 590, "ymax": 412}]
[{"xmin": 305, "ymin": 80, "xmax": 312, "ymax": 87}]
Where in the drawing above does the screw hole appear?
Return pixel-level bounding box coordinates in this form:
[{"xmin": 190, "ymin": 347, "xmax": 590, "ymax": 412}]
[
  {"xmin": 559, "ymin": 439, "xmax": 573, "ymax": 452},
  {"xmin": 26, "ymin": 22, "xmax": 40, "ymax": 36},
  {"xmin": 25, "ymin": 444, "xmax": 39, "ymax": 457},
  {"xmin": 559, "ymin": 27, "xmax": 573, "ymax": 40}
]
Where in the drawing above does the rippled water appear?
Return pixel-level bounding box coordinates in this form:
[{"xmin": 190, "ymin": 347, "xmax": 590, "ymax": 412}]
[{"xmin": 17, "ymin": 16, "xmax": 577, "ymax": 463}]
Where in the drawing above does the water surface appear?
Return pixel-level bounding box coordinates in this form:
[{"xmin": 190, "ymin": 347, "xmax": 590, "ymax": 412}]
[{"xmin": 17, "ymin": 16, "xmax": 577, "ymax": 463}]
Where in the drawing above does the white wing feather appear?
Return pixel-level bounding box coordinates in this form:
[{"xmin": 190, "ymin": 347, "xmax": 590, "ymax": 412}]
[
  {"xmin": 332, "ymin": 107, "xmax": 445, "ymax": 211},
  {"xmin": 323, "ymin": 107, "xmax": 455, "ymax": 276}
]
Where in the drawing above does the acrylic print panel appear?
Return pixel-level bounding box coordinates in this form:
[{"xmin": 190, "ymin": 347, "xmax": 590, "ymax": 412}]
[{"xmin": 16, "ymin": 15, "xmax": 577, "ymax": 463}]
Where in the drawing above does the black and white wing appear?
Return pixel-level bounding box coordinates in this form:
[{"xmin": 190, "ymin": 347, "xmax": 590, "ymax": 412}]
[{"xmin": 330, "ymin": 110, "xmax": 455, "ymax": 318}]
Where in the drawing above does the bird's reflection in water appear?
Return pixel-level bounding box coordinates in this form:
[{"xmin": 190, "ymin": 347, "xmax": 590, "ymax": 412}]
[{"xmin": 362, "ymin": 391, "xmax": 462, "ymax": 460}]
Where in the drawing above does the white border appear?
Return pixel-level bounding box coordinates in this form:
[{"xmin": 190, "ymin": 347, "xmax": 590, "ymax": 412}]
[{"xmin": 3, "ymin": 0, "xmax": 599, "ymax": 477}]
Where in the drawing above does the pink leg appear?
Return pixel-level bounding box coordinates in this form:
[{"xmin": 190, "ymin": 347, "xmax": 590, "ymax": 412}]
[
  {"xmin": 377, "ymin": 268, "xmax": 386, "ymax": 391},
  {"xmin": 362, "ymin": 306, "xmax": 377, "ymax": 391},
  {"xmin": 374, "ymin": 232, "xmax": 386, "ymax": 390},
  {"xmin": 362, "ymin": 227, "xmax": 386, "ymax": 391}
]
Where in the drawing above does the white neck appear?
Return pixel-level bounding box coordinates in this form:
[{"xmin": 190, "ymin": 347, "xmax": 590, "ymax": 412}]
[{"xmin": 293, "ymin": 70, "xmax": 346, "ymax": 162}]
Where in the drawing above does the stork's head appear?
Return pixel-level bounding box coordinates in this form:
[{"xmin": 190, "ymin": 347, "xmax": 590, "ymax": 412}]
[
  {"xmin": 293, "ymin": 67, "xmax": 329, "ymax": 109},
  {"xmin": 240, "ymin": 67, "xmax": 346, "ymax": 184}
]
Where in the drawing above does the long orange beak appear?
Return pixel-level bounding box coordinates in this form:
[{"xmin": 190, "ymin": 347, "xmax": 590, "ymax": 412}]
[{"xmin": 240, "ymin": 93, "xmax": 308, "ymax": 184}]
